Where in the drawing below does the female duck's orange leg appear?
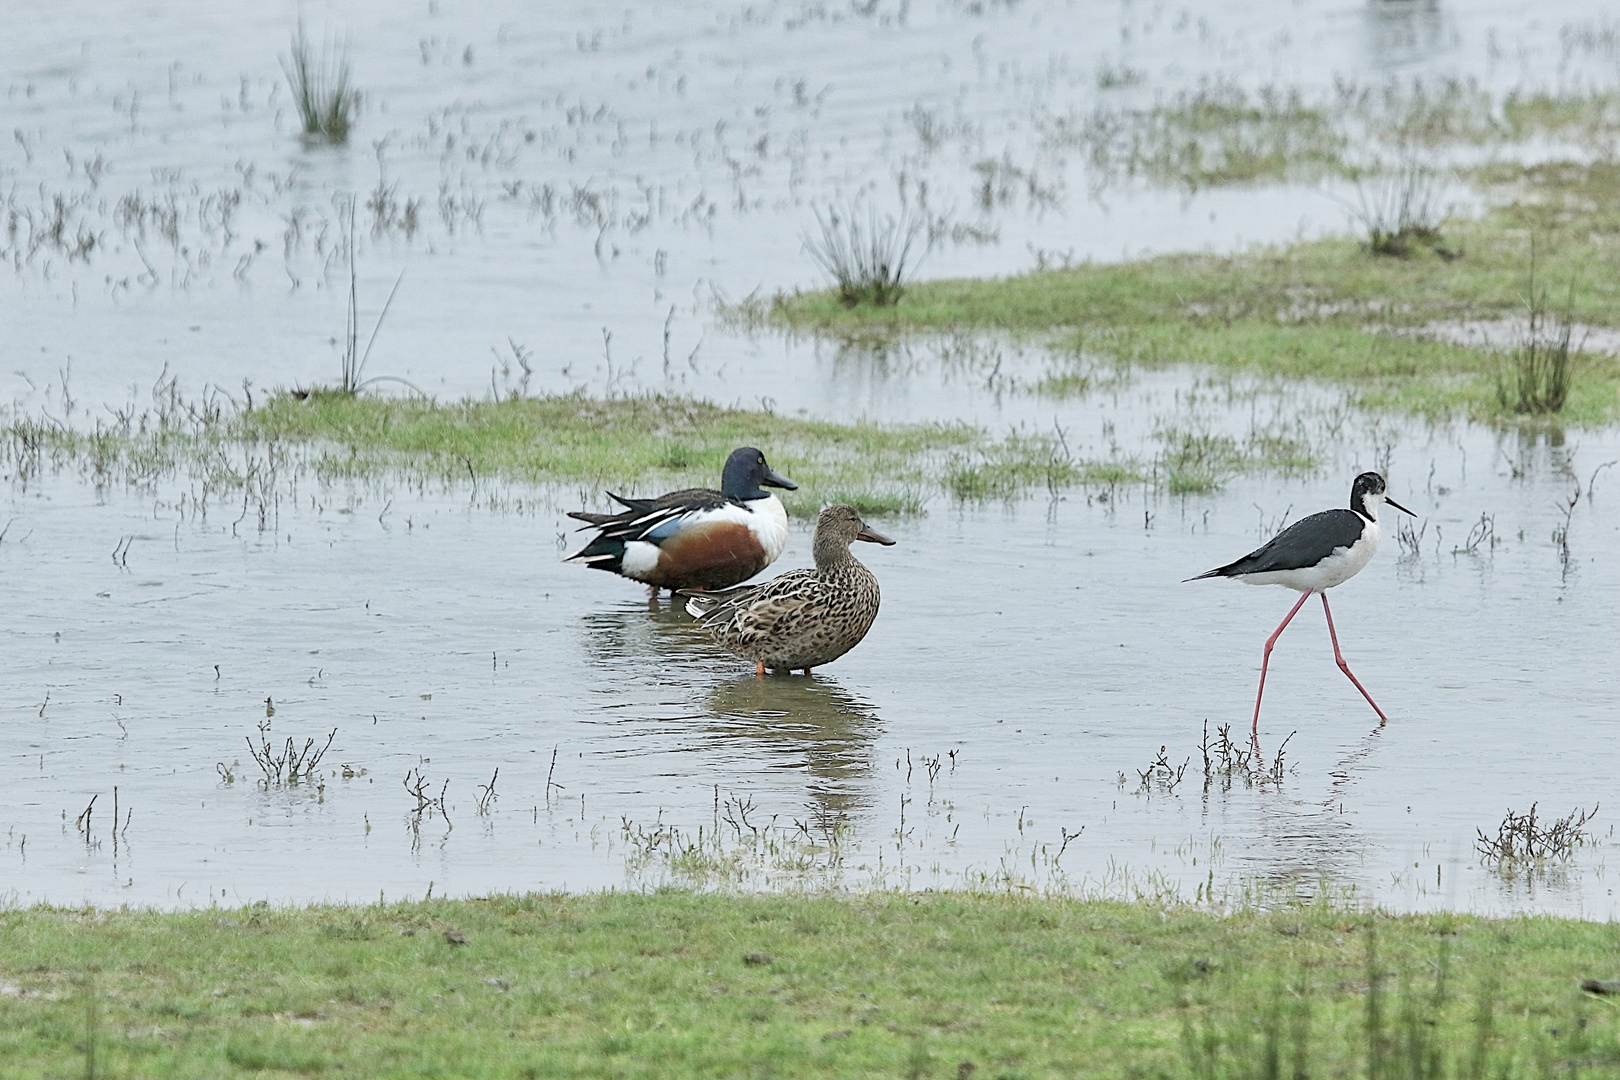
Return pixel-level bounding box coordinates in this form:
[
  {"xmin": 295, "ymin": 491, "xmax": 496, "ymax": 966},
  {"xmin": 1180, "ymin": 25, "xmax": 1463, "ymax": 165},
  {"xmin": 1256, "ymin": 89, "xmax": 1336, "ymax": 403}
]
[{"xmin": 755, "ymin": 661, "xmax": 765, "ymax": 678}]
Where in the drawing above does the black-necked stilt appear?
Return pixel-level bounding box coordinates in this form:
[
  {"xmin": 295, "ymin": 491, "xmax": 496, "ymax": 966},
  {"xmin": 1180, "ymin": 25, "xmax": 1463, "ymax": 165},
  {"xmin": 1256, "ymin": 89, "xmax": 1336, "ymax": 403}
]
[{"xmin": 1189, "ymin": 472, "xmax": 1414, "ymax": 733}]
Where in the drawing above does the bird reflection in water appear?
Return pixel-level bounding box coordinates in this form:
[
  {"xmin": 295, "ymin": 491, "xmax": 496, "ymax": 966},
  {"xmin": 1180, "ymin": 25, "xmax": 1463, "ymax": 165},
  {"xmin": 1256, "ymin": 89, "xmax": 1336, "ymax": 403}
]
[
  {"xmin": 703, "ymin": 676, "xmax": 881, "ymax": 827},
  {"xmin": 575, "ymin": 598, "xmax": 715, "ymax": 671}
]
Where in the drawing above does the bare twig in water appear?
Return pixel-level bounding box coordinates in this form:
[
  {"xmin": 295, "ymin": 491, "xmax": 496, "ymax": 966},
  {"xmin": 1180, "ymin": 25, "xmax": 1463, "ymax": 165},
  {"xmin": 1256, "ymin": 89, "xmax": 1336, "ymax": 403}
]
[
  {"xmin": 1451, "ymin": 513, "xmax": 1495, "ymax": 556},
  {"xmin": 1266, "ymin": 731, "xmax": 1296, "ymax": 783},
  {"xmin": 1553, "ymin": 485, "xmax": 1580, "ymax": 577},
  {"xmin": 404, "ymin": 768, "xmax": 451, "ymax": 825},
  {"xmin": 1055, "ymin": 826, "xmax": 1084, "ymax": 864},
  {"xmin": 1137, "ymin": 745, "xmax": 1189, "ymax": 792},
  {"xmin": 1201, "ymin": 721, "xmax": 1256, "ymax": 790},
  {"xmin": 1587, "ymin": 460, "xmax": 1617, "ymax": 500},
  {"xmin": 74, "ymin": 794, "xmax": 97, "ymax": 842},
  {"xmin": 1396, "ymin": 514, "xmax": 1427, "ymax": 557},
  {"xmin": 545, "ymin": 746, "xmax": 565, "ymax": 803},
  {"xmin": 1476, "ymin": 802, "xmax": 1598, "ymax": 863},
  {"xmin": 243, "ymin": 718, "xmax": 335, "ymax": 786},
  {"xmin": 475, "ymin": 768, "xmax": 499, "ymax": 815}
]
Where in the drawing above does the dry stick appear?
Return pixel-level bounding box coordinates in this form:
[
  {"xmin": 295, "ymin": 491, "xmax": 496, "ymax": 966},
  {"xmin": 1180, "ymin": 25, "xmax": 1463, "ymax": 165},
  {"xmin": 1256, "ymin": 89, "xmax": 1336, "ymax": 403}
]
[{"xmin": 75, "ymin": 794, "xmax": 97, "ymax": 840}]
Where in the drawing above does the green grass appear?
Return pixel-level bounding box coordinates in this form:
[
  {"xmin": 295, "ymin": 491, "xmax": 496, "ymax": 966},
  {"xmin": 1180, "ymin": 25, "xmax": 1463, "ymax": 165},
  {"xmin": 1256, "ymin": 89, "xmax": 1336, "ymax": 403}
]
[
  {"xmin": 2, "ymin": 388, "xmax": 1321, "ymax": 513},
  {"xmin": 2, "ymin": 893, "xmax": 1617, "ymax": 1078},
  {"xmin": 768, "ymin": 170, "xmax": 1620, "ymax": 426},
  {"xmin": 1046, "ymin": 81, "xmax": 1620, "ymax": 192}
]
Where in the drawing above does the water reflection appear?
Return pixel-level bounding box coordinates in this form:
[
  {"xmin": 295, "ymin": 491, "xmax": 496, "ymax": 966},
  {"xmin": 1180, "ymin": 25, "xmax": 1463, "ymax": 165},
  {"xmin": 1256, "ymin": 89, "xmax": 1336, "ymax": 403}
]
[
  {"xmin": 702, "ymin": 676, "xmax": 881, "ymax": 825},
  {"xmin": 1363, "ymin": 0, "xmax": 1453, "ymax": 69},
  {"xmin": 574, "ymin": 599, "xmax": 717, "ymax": 672}
]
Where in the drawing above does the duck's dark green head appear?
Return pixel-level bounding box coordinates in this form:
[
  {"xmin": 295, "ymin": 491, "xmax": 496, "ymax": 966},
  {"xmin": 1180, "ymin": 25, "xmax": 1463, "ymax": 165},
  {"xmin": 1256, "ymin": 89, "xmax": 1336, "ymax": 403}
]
[{"xmin": 721, "ymin": 447, "xmax": 797, "ymax": 500}]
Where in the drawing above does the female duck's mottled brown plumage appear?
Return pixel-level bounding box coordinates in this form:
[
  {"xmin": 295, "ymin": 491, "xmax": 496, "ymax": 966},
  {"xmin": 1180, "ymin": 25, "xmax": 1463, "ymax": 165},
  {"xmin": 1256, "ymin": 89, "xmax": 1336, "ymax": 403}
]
[{"xmin": 682, "ymin": 504, "xmax": 894, "ymax": 676}]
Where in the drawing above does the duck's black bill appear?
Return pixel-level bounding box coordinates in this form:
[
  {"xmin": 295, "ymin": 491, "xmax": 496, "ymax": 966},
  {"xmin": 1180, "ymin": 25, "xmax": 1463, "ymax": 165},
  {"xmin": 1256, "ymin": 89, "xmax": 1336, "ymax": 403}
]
[
  {"xmin": 761, "ymin": 466, "xmax": 798, "ymax": 490},
  {"xmin": 856, "ymin": 526, "xmax": 896, "ymax": 546},
  {"xmin": 1386, "ymin": 496, "xmax": 1415, "ymax": 516}
]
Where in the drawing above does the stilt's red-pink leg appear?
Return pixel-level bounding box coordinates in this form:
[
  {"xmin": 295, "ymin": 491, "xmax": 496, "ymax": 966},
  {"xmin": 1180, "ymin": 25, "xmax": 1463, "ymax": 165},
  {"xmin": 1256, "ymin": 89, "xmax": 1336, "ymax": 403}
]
[
  {"xmin": 1320, "ymin": 593, "xmax": 1390, "ymax": 726},
  {"xmin": 1253, "ymin": 590, "xmax": 1314, "ymax": 735}
]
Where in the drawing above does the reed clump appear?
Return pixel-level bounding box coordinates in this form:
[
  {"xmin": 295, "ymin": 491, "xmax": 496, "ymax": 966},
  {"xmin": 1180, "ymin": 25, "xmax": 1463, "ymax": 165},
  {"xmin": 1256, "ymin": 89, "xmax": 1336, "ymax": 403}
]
[
  {"xmin": 1495, "ymin": 258, "xmax": 1582, "ymax": 416},
  {"xmin": 1351, "ymin": 157, "xmax": 1450, "ymax": 258},
  {"xmin": 281, "ymin": 24, "xmax": 356, "ymax": 145},
  {"xmin": 804, "ymin": 205, "xmax": 921, "ymax": 308}
]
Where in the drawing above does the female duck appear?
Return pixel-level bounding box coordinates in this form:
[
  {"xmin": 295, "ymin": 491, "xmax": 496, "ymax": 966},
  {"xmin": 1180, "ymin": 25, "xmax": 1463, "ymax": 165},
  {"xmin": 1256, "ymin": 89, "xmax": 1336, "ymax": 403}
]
[
  {"xmin": 683, "ymin": 504, "xmax": 894, "ymax": 676},
  {"xmin": 566, "ymin": 447, "xmax": 796, "ymax": 593}
]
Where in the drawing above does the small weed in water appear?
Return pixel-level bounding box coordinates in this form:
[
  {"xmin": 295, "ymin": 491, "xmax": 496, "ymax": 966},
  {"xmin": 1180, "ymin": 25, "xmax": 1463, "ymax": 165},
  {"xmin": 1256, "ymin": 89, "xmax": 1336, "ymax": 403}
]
[
  {"xmin": 282, "ymin": 23, "xmax": 356, "ymax": 144},
  {"xmin": 238, "ymin": 718, "xmax": 335, "ymax": 787},
  {"xmin": 804, "ymin": 204, "xmax": 921, "ymax": 308},
  {"xmin": 1137, "ymin": 746, "xmax": 1189, "ymax": 793},
  {"xmin": 1476, "ymin": 801, "xmax": 1598, "ymax": 864}
]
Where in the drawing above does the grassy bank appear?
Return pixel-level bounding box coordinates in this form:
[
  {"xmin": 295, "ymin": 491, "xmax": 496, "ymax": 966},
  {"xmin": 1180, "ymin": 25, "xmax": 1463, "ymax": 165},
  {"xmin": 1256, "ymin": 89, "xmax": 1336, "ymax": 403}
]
[
  {"xmin": 769, "ymin": 164, "xmax": 1620, "ymax": 426},
  {"xmin": 2, "ymin": 893, "xmax": 1617, "ymax": 1078},
  {"xmin": 2, "ymin": 387, "xmax": 1315, "ymax": 511}
]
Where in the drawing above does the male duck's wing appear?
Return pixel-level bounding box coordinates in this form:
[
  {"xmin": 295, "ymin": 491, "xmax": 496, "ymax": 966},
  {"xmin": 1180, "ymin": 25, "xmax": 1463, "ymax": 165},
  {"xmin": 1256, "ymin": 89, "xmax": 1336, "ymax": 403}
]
[{"xmin": 567, "ymin": 487, "xmax": 731, "ymax": 545}]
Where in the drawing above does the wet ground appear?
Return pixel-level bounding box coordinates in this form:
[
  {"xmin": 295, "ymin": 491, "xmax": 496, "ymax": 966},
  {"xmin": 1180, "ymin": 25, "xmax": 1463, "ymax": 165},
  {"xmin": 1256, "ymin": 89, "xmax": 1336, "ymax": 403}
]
[{"xmin": 4, "ymin": 0, "xmax": 1619, "ymax": 914}]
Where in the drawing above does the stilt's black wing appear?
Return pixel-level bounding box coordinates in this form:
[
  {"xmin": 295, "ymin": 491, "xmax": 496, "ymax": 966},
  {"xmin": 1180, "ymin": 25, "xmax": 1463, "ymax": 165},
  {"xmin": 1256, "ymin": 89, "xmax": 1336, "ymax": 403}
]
[{"xmin": 1189, "ymin": 508, "xmax": 1364, "ymax": 580}]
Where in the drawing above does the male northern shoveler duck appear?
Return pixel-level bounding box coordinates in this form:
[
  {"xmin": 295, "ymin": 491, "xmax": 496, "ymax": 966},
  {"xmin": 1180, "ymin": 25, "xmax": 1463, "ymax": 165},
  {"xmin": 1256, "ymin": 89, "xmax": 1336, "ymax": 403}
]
[
  {"xmin": 682, "ymin": 504, "xmax": 894, "ymax": 676},
  {"xmin": 565, "ymin": 447, "xmax": 797, "ymax": 593}
]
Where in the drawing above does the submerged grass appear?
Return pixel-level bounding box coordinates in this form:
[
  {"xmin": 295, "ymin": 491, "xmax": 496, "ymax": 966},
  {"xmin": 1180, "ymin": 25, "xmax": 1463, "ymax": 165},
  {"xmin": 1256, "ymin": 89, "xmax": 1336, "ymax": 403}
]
[
  {"xmin": 2, "ymin": 894, "xmax": 1618, "ymax": 1078},
  {"xmin": 769, "ymin": 169, "xmax": 1620, "ymax": 426}
]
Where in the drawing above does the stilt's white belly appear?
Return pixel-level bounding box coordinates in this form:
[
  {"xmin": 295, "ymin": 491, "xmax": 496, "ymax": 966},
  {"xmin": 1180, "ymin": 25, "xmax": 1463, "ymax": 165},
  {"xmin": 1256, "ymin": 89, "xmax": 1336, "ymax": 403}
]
[{"xmin": 1243, "ymin": 522, "xmax": 1378, "ymax": 592}]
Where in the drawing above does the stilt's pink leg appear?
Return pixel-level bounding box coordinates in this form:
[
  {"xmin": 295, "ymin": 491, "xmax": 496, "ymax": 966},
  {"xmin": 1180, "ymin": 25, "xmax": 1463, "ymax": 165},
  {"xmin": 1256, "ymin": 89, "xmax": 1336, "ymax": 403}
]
[
  {"xmin": 1320, "ymin": 593, "xmax": 1390, "ymax": 726},
  {"xmin": 1253, "ymin": 590, "xmax": 1314, "ymax": 735}
]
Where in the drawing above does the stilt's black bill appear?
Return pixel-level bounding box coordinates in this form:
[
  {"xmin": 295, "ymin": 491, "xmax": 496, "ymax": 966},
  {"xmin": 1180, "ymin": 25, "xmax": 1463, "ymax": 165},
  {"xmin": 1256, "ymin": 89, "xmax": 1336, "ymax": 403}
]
[{"xmin": 1386, "ymin": 496, "xmax": 1415, "ymax": 515}]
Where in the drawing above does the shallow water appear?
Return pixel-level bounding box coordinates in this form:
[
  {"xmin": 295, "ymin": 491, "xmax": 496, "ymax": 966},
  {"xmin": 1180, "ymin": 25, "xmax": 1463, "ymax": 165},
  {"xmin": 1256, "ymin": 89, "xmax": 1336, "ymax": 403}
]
[
  {"xmin": 1, "ymin": 0, "xmax": 1606, "ymax": 414},
  {"xmin": 4, "ymin": 0, "xmax": 1620, "ymax": 914},
  {"xmin": 4, "ymin": 391, "xmax": 1618, "ymax": 915}
]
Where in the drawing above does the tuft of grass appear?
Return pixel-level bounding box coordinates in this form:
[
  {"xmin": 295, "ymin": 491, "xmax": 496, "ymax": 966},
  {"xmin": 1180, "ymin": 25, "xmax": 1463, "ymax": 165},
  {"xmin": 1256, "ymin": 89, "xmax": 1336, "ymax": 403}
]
[
  {"xmin": 804, "ymin": 205, "xmax": 921, "ymax": 308},
  {"xmin": 1495, "ymin": 254, "xmax": 1582, "ymax": 416},
  {"xmin": 281, "ymin": 23, "xmax": 355, "ymax": 145},
  {"xmin": 1, "ymin": 895, "xmax": 1618, "ymax": 1078},
  {"xmin": 1349, "ymin": 156, "xmax": 1450, "ymax": 258}
]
